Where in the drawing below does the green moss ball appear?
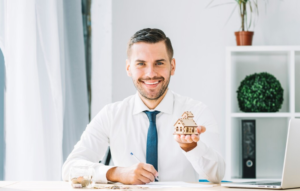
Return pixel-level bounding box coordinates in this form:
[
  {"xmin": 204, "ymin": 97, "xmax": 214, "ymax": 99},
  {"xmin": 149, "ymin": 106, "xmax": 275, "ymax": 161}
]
[{"xmin": 237, "ymin": 72, "xmax": 284, "ymax": 112}]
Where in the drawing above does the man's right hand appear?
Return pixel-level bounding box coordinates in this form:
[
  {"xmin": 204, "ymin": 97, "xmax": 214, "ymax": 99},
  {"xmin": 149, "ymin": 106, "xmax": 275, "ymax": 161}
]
[{"xmin": 106, "ymin": 163, "xmax": 158, "ymax": 185}]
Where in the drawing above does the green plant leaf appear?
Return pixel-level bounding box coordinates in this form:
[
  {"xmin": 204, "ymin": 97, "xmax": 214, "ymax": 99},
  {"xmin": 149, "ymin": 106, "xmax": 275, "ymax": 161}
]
[
  {"xmin": 248, "ymin": 0, "xmax": 253, "ymax": 29},
  {"xmin": 207, "ymin": 0, "xmax": 261, "ymax": 30}
]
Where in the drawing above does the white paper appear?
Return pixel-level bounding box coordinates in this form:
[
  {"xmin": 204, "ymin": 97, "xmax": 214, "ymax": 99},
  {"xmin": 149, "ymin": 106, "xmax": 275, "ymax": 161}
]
[{"xmin": 139, "ymin": 181, "xmax": 213, "ymax": 188}]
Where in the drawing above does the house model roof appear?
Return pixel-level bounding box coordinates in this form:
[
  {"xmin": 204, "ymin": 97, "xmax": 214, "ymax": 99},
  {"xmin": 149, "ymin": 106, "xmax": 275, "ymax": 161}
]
[
  {"xmin": 174, "ymin": 111, "xmax": 197, "ymax": 127},
  {"xmin": 175, "ymin": 118, "xmax": 197, "ymax": 126}
]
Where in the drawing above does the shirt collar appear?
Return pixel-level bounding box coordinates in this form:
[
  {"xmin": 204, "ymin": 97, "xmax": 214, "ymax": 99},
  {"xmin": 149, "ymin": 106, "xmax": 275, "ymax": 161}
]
[{"xmin": 132, "ymin": 89, "xmax": 174, "ymax": 115}]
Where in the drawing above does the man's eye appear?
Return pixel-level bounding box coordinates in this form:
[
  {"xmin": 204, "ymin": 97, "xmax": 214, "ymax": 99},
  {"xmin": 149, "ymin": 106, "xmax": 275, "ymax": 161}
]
[
  {"xmin": 137, "ymin": 62, "xmax": 144, "ymax": 66},
  {"xmin": 157, "ymin": 62, "xmax": 163, "ymax": 65}
]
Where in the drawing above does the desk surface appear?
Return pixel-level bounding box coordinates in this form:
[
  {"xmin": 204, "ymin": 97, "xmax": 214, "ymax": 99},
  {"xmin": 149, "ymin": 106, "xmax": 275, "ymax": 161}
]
[{"xmin": 1, "ymin": 181, "xmax": 300, "ymax": 191}]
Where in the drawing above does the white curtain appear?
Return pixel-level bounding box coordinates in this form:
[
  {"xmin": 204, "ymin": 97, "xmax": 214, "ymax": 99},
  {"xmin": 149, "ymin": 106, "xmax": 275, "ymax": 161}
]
[{"xmin": 0, "ymin": 0, "xmax": 89, "ymax": 180}]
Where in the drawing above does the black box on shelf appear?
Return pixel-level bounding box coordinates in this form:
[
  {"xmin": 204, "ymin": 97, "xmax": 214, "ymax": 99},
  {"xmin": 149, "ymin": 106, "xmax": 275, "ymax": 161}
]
[{"xmin": 241, "ymin": 119, "xmax": 256, "ymax": 178}]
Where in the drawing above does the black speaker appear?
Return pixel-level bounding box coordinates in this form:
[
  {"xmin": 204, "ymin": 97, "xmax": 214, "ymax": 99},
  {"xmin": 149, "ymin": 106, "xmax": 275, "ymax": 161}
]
[{"xmin": 242, "ymin": 120, "xmax": 256, "ymax": 178}]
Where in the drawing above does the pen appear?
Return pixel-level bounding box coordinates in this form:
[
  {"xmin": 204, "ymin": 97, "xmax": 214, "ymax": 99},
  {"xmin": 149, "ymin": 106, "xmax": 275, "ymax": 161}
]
[
  {"xmin": 130, "ymin": 152, "xmax": 159, "ymax": 181},
  {"xmin": 199, "ymin": 179, "xmax": 232, "ymax": 183}
]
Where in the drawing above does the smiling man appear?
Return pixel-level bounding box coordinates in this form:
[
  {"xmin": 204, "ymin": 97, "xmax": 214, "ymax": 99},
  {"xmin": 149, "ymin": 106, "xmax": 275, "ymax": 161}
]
[{"xmin": 62, "ymin": 28, "xmax": 225, "ymax": 184}]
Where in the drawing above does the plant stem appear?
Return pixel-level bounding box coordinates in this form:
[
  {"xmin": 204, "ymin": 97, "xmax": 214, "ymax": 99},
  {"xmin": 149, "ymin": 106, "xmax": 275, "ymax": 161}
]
[{"xmin": 241, "ymin": 2, "xmax": 246, "ymax": 31}]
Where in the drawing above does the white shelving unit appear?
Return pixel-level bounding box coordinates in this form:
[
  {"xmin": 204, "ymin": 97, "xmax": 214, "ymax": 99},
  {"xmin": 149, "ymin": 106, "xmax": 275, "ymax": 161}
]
[{"xmin": 225, "ymin": 46, "xmax": 300, "ymax": 180}]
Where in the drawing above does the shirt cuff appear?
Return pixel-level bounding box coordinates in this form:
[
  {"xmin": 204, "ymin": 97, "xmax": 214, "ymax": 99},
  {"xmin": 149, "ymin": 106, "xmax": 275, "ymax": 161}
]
[
  {"xmin": 183, "ymin": 140, "xmax": 208, "ymax": 161},
  {"xmin": 93, "ymin": 165, "xmax": 116, "ymax": 184}
]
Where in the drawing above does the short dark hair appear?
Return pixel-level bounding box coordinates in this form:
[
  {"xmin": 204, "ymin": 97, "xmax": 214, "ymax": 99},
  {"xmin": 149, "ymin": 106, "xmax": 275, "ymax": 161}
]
[{"xmin": 127, "ymin": 28, "xmax": 174, "ymax": 60}]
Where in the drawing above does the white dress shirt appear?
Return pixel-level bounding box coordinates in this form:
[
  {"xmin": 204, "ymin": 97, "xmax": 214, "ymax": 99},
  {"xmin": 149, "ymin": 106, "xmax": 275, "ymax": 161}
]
[{"xmin": 62, "ymin": 89, "xmax": 225, "ymax": 183}]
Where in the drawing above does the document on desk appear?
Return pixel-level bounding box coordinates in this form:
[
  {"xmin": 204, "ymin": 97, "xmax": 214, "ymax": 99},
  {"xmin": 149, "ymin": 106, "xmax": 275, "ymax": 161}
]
[{"xmin": 139, "ymin": 181, "xmax": 214, "ymax": 188}]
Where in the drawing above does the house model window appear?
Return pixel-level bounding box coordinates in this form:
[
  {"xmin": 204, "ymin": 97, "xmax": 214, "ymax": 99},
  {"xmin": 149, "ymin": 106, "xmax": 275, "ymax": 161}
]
[{"xmin": 173, "ymin": 111, "xmax": 198, "ymax": 135}]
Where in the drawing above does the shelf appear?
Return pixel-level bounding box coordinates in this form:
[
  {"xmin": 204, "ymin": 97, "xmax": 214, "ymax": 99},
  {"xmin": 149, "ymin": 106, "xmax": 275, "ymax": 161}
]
[
  {"xmin": 228, "ymin": 51, "xmax": 291, "ymax": 113},
  {"xmin": 225, "ymin": 46, "xmax": 299, "ymax": 179},
  {"xmin": 229, "ymin": 118, "xmax": 288, "ymax": 179},
  {"xmin": 227, "ymin": 46, "xmax": 300, "ymax": 52},
  {"xmin": 231, "ymin": 113, "xmax": 293, "ymax": 118}
]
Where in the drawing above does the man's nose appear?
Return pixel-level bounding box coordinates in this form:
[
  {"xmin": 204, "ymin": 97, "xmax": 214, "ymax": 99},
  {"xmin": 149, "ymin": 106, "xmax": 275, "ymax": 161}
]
[{"xmin": 145, "ymin": 65, "xmax": 157, "ymax": 78}]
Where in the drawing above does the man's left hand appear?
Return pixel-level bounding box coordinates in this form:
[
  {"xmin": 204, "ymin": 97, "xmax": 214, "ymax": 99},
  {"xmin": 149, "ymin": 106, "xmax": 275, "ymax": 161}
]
[{"xmin": 174, "ymin": 126, "xmax": 206, "ymax": 152}]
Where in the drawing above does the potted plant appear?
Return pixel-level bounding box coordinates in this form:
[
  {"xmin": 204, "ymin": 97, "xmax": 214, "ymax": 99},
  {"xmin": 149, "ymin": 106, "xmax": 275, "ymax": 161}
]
[
  {"xmin": 207, "ymin": 0, "xmax": 259, "ymax": 46},
  {"xmin": 234, "ymin": 0, "xmax": 258, "ymax": 46}
]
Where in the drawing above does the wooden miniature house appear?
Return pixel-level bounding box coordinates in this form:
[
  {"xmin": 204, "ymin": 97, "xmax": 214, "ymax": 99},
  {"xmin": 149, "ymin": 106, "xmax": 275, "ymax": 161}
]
[{"xmin": 174, "ymin": 111, "xmax": 198, "ymax": 135}]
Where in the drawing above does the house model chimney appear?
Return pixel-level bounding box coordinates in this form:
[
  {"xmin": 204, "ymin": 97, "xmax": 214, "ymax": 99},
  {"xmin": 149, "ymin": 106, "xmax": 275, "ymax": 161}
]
[{"xmin": 182, "ymin": 111, "xmax": 194, "ymax": 119}]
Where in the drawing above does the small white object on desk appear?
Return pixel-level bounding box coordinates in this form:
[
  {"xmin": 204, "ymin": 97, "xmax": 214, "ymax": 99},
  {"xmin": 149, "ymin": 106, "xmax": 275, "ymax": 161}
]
[{"xmin": 138, "ymin": 181, "xmax": 214, "ymax": 188}]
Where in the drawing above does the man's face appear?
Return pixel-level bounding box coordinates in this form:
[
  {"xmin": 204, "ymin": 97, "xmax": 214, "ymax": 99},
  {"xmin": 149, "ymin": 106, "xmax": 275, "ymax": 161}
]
[{"xmin": 126, "ymin": 41, "xmax": 176, "ymax": 100}]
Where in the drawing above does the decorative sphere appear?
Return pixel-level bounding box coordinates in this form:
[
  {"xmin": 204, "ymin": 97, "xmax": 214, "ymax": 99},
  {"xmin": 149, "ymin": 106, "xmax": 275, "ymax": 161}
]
[{"xmin": 237, "ymin": 72, "xmax": 284, "ymax": 112}]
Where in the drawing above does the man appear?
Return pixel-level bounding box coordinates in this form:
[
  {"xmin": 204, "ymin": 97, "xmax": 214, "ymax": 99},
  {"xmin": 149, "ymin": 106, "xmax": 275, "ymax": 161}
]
[{"xmin": 62, "ymin": 28, "xmax": 225, "ymax": 184}]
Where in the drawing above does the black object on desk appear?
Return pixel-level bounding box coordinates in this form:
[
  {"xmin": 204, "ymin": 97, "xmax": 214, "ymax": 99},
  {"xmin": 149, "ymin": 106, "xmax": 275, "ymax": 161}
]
[{"xmin": 242, "ymin": 120, "xmax": 256, "ymax": 178}]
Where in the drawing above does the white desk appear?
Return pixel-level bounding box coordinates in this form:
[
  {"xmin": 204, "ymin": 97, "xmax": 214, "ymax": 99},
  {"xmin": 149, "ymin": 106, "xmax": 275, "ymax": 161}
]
[{"xmin": 0, "ymin": 181, "xmax": 299, "ymax": 191}]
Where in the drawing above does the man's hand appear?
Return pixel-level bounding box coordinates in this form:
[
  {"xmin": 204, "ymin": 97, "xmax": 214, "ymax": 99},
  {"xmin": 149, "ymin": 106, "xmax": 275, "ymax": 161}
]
[
  {"xmin": 174, "ymin": 126, "xmax": 206, "ymax": 152},
  {"xmin": 106, "ymin": 163, "xmax": 158, "ymax": 185}
]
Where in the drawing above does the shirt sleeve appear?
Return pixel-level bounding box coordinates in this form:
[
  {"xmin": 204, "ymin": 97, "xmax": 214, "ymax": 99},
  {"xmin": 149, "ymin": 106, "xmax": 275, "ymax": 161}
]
[
  {"xmin": 62, "ymin": 105, "xmax": 115, "ymax": 183},
  {"xmin": 183, "ymin": 103, "xmax": 226, "ymax": 183}
]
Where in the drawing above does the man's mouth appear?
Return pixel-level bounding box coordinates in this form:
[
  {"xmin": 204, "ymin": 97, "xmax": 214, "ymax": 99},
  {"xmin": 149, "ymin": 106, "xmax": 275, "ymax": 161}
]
[{"xmin": 140, "ymin": 80, "xmax": 162, "ymax": 88}]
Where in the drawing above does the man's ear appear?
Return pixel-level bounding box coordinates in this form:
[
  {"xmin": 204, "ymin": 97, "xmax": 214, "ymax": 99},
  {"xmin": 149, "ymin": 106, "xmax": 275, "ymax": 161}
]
[
  {"xmin": 171, "ymin": 58, "xmax": 176, "ymax": 76},
  {"xmin": 126, "ymin": 59, "xmax": 131, "ymax": 77}
]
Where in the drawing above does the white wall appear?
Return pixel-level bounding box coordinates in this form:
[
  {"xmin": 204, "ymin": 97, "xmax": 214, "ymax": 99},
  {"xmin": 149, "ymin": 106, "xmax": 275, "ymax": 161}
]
[
  {"xmin": 0, "ymin": 48, "xmax": 4, "ymax": 180},
  {"xmin": 91, "ymin": 0, "xmax": 112, "ymax": 118},
  {"xmin": 92, "ymin": 0, "xmax": 300, "ymax": 172}
]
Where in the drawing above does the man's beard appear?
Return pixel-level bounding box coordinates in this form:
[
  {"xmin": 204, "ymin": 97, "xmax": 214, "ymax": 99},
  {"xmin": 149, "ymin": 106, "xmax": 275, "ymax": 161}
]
[{"xmin": 133, "ymin": 73, "xmax": 171, "ymax": 100}]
